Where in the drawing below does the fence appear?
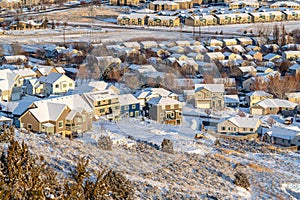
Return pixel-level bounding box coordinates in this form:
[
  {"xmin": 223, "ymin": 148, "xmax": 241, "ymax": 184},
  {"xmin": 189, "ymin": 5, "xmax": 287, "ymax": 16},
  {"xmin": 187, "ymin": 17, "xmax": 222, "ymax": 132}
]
[{"xmin": 208, "ymin": 131, "xmax": 259, "ymax": 141}]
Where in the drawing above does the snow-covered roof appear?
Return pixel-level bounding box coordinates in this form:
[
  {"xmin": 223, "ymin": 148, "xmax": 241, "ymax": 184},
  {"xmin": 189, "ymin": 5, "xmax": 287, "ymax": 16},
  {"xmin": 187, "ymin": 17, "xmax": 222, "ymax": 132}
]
[
  {"xmin": 118, "ymin": 94, "xmax": 139, "ymax": 106},
  {"xmin": 147, "ymin": 96, "xmax": 181, "ymax": 106},
  {"xmin": 227, "ymin": 116, "xmax": 260, "ymax": 129},
  {"xmin": 246, "ymin": 90, "xmax": 272, "ymax": 97},
  {"xmin": 286, "ymin": 92, "xmax": 300, "ymax": 98},
  {"xmin": 38, "ymin": 72, "xmax": 64, "ymax": 84},
  {"xmin": 268, "ymin": 126, "xmax": 300, "ymax": 140},
  {"xmin": 0, "ymin": 69, "xmax": 19, "ymax": 91},
  {"xmin": 129, "ymin": 64, "xmax": 157, "ymax": 73},
  {"xmin": 195, "ymin": 84, "xmax": 225, "ymax": 93},
  {"xmin": 271, "ymin": 1, "xmax": 300, "ymax": 7},
  {"xmin": 29, "ymin": 102, "xmax": 67, "ymax": 123},
  {"xmin": 15, "ymin": 68, "xmax": 36, "ymax": 77},
  {"xmin": 255, "ymin": 99, "xmax": 298, "ymax": 109},
  {"xmin": 224, "ymin": 95, "xmax": 239, "ymax": 104}
]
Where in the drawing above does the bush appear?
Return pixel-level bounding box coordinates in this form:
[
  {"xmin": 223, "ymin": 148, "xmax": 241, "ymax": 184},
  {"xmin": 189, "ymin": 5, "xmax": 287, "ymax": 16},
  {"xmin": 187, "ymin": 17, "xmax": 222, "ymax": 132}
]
[
  {"xmin": 98, "ymin": 135, "xmax": 113, "ymax": 151},
  {"xmin": 234, "ymin": 171, "xmax": 250, "ymax": 189},
  {"xmin": 161, "ymin": 139, "xmax": 174, "ymax": 154}
]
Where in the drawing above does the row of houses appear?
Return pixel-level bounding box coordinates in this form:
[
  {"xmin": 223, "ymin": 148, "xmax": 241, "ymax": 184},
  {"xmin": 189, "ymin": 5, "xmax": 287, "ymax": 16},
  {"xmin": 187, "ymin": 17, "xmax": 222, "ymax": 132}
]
[{"xmin": 118, "ymin": 10, "xmax": 300, "ymax": 27}]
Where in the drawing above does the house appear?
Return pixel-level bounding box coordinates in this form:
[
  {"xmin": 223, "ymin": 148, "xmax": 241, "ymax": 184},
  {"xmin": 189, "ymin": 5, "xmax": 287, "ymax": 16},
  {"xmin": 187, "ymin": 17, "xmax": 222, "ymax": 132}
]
[
  {"xmin": 110, "ymin": 0, "xmax": 140, "ymax": 6},
  {"xmin": 147, "ymin": 15, "xmax": 180, "ymax": 27},
  {"xmin": 15, "ymin": 94, "xmax": 93, "ymax": 134},
  {"xmin": 282, "ymin": 10, "xmax": 300, "ymax": 21},
  {"xmin": 263, "ymin": 53, "xmax": 282, "ymax": 62},
  {"xmin": 185, "ymin": 15, "xmax": 218, "ymax": 27},
  {"xmin": 146, "ymin": 96, "xmax": 182, "ymax": 125},
  {"xmin": 74, "ymin": 81, "xmax": 120, "ymax": 95},
  {"xmin": 173, "ymin": 0, "xmax": 193, "ymax": 9},
  {"xmin": 9, "ymin": 19, "xmax": 48, "ymax": 30},
  {"xmin": 140, "ymin": 41, "xmax": 159, "ymax": 49},
  {"xmin": 224, "ymin": 45, "xmax": 246, "ymax": 54},
  {"xmin": 236, "ymin": 66, "xmax": 257, "ymax": 77},
  {"xmin": 286, "ymin": 92, "xmax": 300, "ymax": 105},
  {"xmin": 236, "ymin": 37, "xmax": 253, "ymax": 46},
  {"xmin": 117, "ymin": 14, "xmax": 147, "ymax": 26},
  {"xmin": 261, "ymin": 44, "xmax": 280, "ymax": 54},
  {"xmin": 119, "ymin": 94, "xmax": 140, "ymax": 117},
  {"xmin": 186, "ymin": 45, "xmax": 207, "ymax": 53},
  {"xmin": 265, "ymin": 126, "xmax": 300, "ymax": 147},
  {"xmin": 16, "ymin": 68, "xmax": 36, "ymax": 79},
  {"xmin": 246, "ymin": 90, "xmax": 273, "ymax": 107},
  {"xmin": 222, "ymin": 39, "xmax": 237, "ymax": 47},
  {"xmin": 288, "ymin": 63, "xmax": 300, "ymax": 76},
  {"xmin": 194, "ymin": 84, "xmax": 224, "ymax": 109},
  {"xmin": 270, "ymin": 1, "xmax": 300, "ymax": 10},
  {"xmin": 122, "ymin": 42, "xmax": 141, "ymax": 50},
  {"xmin": 148, "ymin": 1, "xmax": 180, "ymax": 11},
  {"xmin": 223, "ymin": 52, "xmax": 243, "ymax": 60},
  {"xmin": 249, "ymin": 11, "xmax": 285, "ymax": 23},
  {"xmin": 224, "ymin": 95, "xmax": 239, "ymax": 108},
  {"xmin": 38, "ymin": 72, "xmax": 75, "ymax": 96},
  {"xmin": 282, "ymin": 51, "xmax": 300, "ymax": 60},
  {"xmin": 0, "ymin": 69, "xmax": 23, "ymax": 101},
  {"xmin": 203, "ymin": 52, "xmax": 225, "ymax": 62},
  {"xmin": 1, "ymin": 55, "xmax": 27, "ymax": 65},
  {"xmin": 248, "ymin": 51, "xmax": 263, "ymax": 61},
  {"xmin": 229, "ymin": 1, "xmax": 259, "ymax": 9},
  {"xmin": 23, "ymin": 78, "xmax": 44, "ymax": 96},
  {"xmin": 19, "ymin": 102, "xmax": 70, "ymax": 134},
  {"xmin": 35, "ymin": 66, "xmax": 65, "ymax": 78},
  {"xmin": 256, "ymin": 67, "xmax": 273, "ymax": 74},
  {"xmin": 206, "ymin": 39, "xmax": 223, "ymax": 47},
  {"xmin": 134, "ymin": 87, "xmax": 178, "ymax": 107},
  {"xmin": 250, "ymin": 99, "xmax": 298, "ymax": 115},
  {"xmin": 82, "ymin": 90, "xmax": 120, "ymax": 118},
  {"xmin": 217, "ymin": 116, "xmax": 261, "ymax": 135},
  {"xmin": 213, "ymin": 13, "xmax": 251, "ymax": 25}
]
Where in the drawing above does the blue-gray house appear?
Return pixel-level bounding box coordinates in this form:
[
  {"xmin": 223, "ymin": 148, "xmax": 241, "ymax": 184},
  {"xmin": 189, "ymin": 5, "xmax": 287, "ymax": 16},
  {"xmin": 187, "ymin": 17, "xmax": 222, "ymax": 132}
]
[{"xmin": 119, "ymin": 94, "xmax": 140, "ymax": 117}]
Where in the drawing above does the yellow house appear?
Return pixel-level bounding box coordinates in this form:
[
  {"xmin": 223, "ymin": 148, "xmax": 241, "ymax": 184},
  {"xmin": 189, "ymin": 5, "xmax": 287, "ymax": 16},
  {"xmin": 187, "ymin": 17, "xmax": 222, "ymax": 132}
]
[
  {"xmin": 109, "ymin": 0, "xmax": 140, "ymax": 6},
  {"xmin": 35, "ymin": 66, "xmax": 65, "ymax": 78},
  {"xmin": 185, "ymin": 15, "xmax": 218, "ymax": 26},
  {"xmin": 286, "ymin": 92, "xmax": 300, "ymax": 105},
  {"xmin": 149, "ymin": 1, "xmax": 179, "ymax": 11},
  {"xmin": 174, "ymin": 0, "xmax": 193, "ymax": 9},
  {"xmin": 270, "ymin": 1, "xmax": 300, "ymax": 10},
  {"xmin": 217, "ymin": 116, "xmax": 261, "ymax": 135},
  {"xmin": 229, "ymin": 1, "xmax": 259, "ymax": 9},
  {"xmin": 282, "ymin": 10, "xmax": 300, "ymax": 20},
  {"xmin": 9, "ymin": 19, "xmax": 48, "ymax": 30},
  {"xmin": 82, "ymin": 90, "xmax": 120, "ymax": 118},
  {"xmin": 39, "ymin": 72, "xmax": 75, "ymax": 96},
  {"xmin": 222, "ymin": 39, "xmax": 237, "ymax": 47},
  {"xmin": 246, "ymin": 90, "xmax": 273, "ymax": 107},
  {"xmin": 214, "ymin": 13, "xmax": 251, "ymax": 25},
  {"xmin": 117, "ymin": 14, "xmax": 146, "ymax": 26},
  {"xmin": 0, "ymin": 69, "xmax": 23, "ymax": 101},
  {"xmin": 250, "ymin": 99, "xmax": 297, "ymax": 115},
  {"xmin": 250, "ymin": 11, "xmax": 285, "ymax": 23},
  {"xmin": 194, "ymin": 84, "xmax": 225, "ymax": 109},
  {"xmin": 147, "ymin": 15, "xmax": 180, "ymax": 27}
]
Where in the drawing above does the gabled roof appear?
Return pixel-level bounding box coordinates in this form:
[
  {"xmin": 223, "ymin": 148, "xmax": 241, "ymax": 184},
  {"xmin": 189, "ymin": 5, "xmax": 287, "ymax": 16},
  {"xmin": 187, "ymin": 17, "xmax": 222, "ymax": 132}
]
[
  {"xmin": 0, "ymin": 69, "xmax": 19, "ymax": 91},
  {"xmin": 255, "ymin": 99, "xmax": 298, "ymax": 109},
  {"xmin": 246, "ymin": 90, "xmax": 272, "ymax": 97},
  {"xmin": 286, "ymin": 92, "xmax": 300, "ymax": 98},
  {"xmin": 289, "ymin": 64, "xmax": 300, "ymax": 70},
  {"xmin": 195, "ymin": 84, "xmax": 224, "ymax": 93},
  {"xmin": 118, "ymin": 94, "xmax": 139, "ymax": 106},
  {"xmin": 268, "ymin": 126, "xmax": 300, "ymax": 140},
  {"xmin": 16, "ymin": 68, "xmax": 36, "ymax": 77},
  {"xmin": 227, "ymin": 116, "xmax": 260, "ymax": 129},
  {"xmin": 147, "ymin": 96, "xmax": 180, "ymax": 106},
  {"xmin": 224, "ymin": 95, "xmax": 239, "ymax": 104},
  {"xmin": 29, "ymin": 102, "xmax": 67, "ymax": 123}
]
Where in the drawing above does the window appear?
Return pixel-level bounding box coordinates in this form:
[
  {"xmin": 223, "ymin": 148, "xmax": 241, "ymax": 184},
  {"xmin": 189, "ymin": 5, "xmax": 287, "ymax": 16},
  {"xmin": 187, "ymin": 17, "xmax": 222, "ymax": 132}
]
[
  {"xmin": 27, "ymin": 124, "xmax": 32, "ymax": 130},
  {"xmin": 124, "ymin": 106, "xmax": 129, "ymax": 111},
  {"xmin": 108, "ymin": 99, "xmax": 111, "ymax": 104},
  {"xmin": 228, "ymin": 127, "xmax": 230, "ymax": 131},
  {"xmin": 161, "ymin": 105, "xmax": 165, "ymax": 110},
  {"xmin": 132, "ymin": 104, "xmax": 136, "ymax": 109},
  {"xmin": 69, "ymin": 83, "xmax": 73, "ymax": 87},
  {"xmin": 243, "ymin": 128, "xmax": 247, "ymax": 131},
  {"xmin": 250, "ymin": 128, "xmax": 253, "ymax": 132},
  {"xmin": 234, "ymin": 127, "xmax": 236, "ymax": 131},
  {"xmin": 97, "ymin": 101, "xmax": 101, "ymax": 106},
  {"xmin": 58, "ymin": 121, "xmax": 63, "ymax": 128},
  {"xmin": 221, "ymin": 126, "xmax": 226, "ymax": 130},
  {"xmin": 130, "ymin": 112, "xmax": 134, "ymax": 117},
  {"xmin": 55, "ymin": 84, "xmax": 59, "ymax": 88},
  {"xmin": 100, "ymin": 109, "xmax": 105, "ymax": 113},
  {"xmin": 63, "ymin": 84, "xmax": 67, "ymax": 88},
  {"xmin": 170, "ymin": 104, "xmax": 174, "ymax": 109}
]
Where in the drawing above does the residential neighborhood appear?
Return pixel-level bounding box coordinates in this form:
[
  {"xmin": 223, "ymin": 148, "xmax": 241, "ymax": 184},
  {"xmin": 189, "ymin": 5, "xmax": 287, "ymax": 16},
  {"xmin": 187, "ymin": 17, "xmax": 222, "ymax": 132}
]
[{"xmin": 0, "ymin": 0, "xmax": 300, "ymax": 199}]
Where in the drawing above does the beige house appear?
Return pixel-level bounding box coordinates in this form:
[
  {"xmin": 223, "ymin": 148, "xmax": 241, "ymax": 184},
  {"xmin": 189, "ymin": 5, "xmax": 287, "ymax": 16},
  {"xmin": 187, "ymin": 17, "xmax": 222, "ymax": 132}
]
[
  {"xmin": 147, "ymin": 15, "xmax": 180, "ymax": 27},
  {"xmin": 174, "ymin": 0, "xmax": 193, "ymax": 9},
  {"xmin": 35, "ymin": 66, "xmax": 65, "ymax": 78},
  {"xmin": 250, "ymin": 99, "xmax": 298, "ymax": 115},
  {"xmin": 203, "ymin": 52, "xmax": 225, "ymax": 62},
  {"xmin": 146, "ymin": 96, "xmax": 182, "ymax": 125},
  {"xmin": 82, "ymin": 90, "xmax": 120, "ymax": 118},
  {"xmin": 217, "ymin": 116, "xmax": 261, "ymax": 135},
  {"xmin": 248, "ymin": 51, "xmax": 263, "ymax": 61},
  {"xmin": 117, "ymin": 14, "xmax": 147, "ymax": 26},
  {"xmin": 149, "ymin": 1, "xmax": 180, "ymax": 11},
  {"xmin": 246, "ymin": 90, "xmax": 273, "ymax": 107},
  {"xmin": 213, "ymin": 13, "xmax": 251, "ymax": 25},
  {"xmin": 270, "ymin": 1, "xmax": 300, "ymax": 10},
  {"xmin": 282, "ymin": 10, "xmax": 300, "ymax": 21},
  {"xmin": 222, "ymin": 39, "xmax": 237, "ymax": 47},
  {"xmin": 0, "ymin": 69, "xmax": 23, "ymax": 101},
  {"xmin": 9, "ymin": 19, "xmax": 48, "ymax": 30},
  {"xmin": 249, "ymin": 11, "xmax": 285, "ymax": 23},
  {"xmin": 194, "ymin": 84, "xmax": 224, "ymax": 109},
  {"xmin": 286, "ymin": 92, "xmax": 300, "ymax": 105},
  {"xmin": 282, "ymin": 51, "xmax": 300, "ymax": 60},
  {"xmin": 109, "ymin": 0, "xmax": 140, "ymax": 6},
  {"xmin": 185, "ymin": 15, "xmax": 218, "ymax": 26},
  {"xmin": 229, "ymin": 1, "xmax": 259, "ymax": 9}
]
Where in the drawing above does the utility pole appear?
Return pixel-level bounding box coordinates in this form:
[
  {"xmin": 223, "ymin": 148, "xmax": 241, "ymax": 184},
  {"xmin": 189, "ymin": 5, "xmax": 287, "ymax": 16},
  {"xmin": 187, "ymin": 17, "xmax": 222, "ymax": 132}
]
[{"xmin": 88, "ymin": 4, "xmax": 95, "ymax": 43}]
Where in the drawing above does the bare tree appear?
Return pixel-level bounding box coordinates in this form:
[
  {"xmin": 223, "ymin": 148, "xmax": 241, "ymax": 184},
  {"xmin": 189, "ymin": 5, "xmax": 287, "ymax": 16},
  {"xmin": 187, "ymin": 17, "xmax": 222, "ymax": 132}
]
[{"xmin": 268, "ymin": 74, "xmax": 299, "ymax": 99}]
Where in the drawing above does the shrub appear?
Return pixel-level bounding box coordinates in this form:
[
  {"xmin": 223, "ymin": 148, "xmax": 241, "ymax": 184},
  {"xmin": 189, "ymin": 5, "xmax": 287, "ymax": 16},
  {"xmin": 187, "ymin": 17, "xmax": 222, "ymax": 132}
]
[
  {"xmin": 234, "ymin": 171, "xmax": 250, "ymax": 189},
  {"xmin": 161, "ymin": 139, "xmax": 174, "ymax": 154},
  {"xmin": 98, "ymin": 135, "xmax": 113, "ymax": 151}
]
